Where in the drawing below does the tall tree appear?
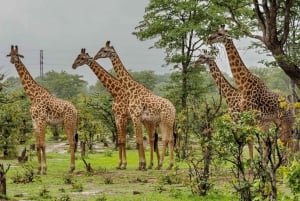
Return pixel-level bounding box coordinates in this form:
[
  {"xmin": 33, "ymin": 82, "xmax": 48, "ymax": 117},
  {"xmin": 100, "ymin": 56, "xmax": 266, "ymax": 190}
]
[{"xmin": 134, "ymin": 0, "xmax": 210, "ymax": 109}]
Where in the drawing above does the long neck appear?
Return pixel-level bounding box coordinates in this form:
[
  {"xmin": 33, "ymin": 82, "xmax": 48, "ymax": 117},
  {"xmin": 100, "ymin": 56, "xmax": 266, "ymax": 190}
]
[
  {"xmin": 109, "ymin": 53, "xmax": 142, "ymax": 91},
  {"xmin": 110, "ymin": 53, "xmax": 134, "ymax": 81},
  {"xmin": 208, "ymin": 60, "xmax": 239, "ymax": 105},
  {"xmin": 87, "ymin": 60, "xmax": 120, "ymax": 96},
  {"xmin": 224, "ymin": 38, "xmax": 252, "ymax": 87},
  {"xmin": 14, "ymin": 61, "xmax": 49, "ymax": 101}
]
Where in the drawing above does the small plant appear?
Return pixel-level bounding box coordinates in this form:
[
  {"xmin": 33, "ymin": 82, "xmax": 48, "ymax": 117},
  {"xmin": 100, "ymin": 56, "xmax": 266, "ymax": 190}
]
[
  {"xmin": 95, "ymin": 194, "xmax": 107, "ymax": 201},
  {"xmin": 169, "ymin": 187, "xmax": 183, "ymax": 199},
  {"xmin": 39, "ymin": 185, "xmax": 51, "ymax": 199},
  {"xmin": 11, "ymin": 163, "xmax": 34, "ymax": 184},
  {"xmin": 154, "ymin": 184, "xmax": 166, "ymax": 193},
  {"xmin": 136, "ymin": 176, "xmax": 148, "ymax": 183},
  {"xmin": 103, "ymin": 176, "xmax": 113, "ymax": 184},
  {"xmin": 63, "ymin": 174, "xmax": 73, "ymax": 184},
  {"xmin": 158, "ymin": 172, "xmax": 181, "ymax": 185},
  {"xmin": 55, "ymin": 194, "xmax": 71, "ymax": 201},
  {"xmin": 71, "ymin": 182, "xmax": 83, "ymax": 192},
  {"xmin": 287, "ymin": 161, "xmax": 300, "ymax": 194}
]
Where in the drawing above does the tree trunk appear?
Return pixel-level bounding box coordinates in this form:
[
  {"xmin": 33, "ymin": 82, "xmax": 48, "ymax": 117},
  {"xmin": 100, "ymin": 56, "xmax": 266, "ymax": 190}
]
[
  {"xmin": 273, "ymin": 51, "xmax": 300, "ymax": 91},
  {"xmin": 0, "ymin": 164, "xmax": 10, "ymax": 197}
]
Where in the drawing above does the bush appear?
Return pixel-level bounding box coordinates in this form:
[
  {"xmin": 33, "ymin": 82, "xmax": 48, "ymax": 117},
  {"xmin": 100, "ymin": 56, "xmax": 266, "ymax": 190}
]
[{"xmin": 287, "ymin": 161, "xmax": 300, "ymax": 194}]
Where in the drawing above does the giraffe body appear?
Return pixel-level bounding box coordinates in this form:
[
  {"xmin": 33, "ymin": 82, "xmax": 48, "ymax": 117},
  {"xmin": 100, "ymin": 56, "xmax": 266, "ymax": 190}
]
[
  {"xmin": 94, "ymin": 41, "xmax": 176, "ymax": 170},
  {"xmin": 72, "ymin": 49, "xmax": 161, "ymax": 169},
  {"xmin": 7, "ymin": 45, "xmax": 77, "ymax": 174}
]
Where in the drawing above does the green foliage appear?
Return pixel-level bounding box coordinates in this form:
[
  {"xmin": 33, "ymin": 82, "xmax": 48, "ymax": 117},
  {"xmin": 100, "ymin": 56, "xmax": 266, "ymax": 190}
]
[
  {"xmin": 75, "ymin": 94, "xmax": 112, "ymax": 150},
  {"xmin": 36, "ymin": 70, "xmax": 88, "ymax": 99},
  {"xmin": 11, "ymin": 163, "xmax": 35, "ymax": 184},
  {"xmin": 0, "ymin": 89, "xmax": 31, "ymax": 158},
  {"xmin": 130, "ymin": 70, "xmax": 157, "ymax": 91},
  {"xmin": 287, "ymin": 161, "xmax": 300, "ymax": 194}
]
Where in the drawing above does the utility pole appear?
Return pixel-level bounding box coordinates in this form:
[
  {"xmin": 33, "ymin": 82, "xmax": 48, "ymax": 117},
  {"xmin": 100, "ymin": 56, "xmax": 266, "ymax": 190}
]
[{"xmin": 40, "ymin": 50, "xmax": 44, "ymax": 79}]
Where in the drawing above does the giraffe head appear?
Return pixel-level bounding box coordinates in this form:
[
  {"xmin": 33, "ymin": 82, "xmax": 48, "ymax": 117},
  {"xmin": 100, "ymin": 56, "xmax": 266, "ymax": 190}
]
[
  {"xmin": 72, "ymin": 48, "xmax": 93, "ymax": 69},
  {"xmin": 195, "ymin": 50, "xmax": 215, "ymax": 65},
  {"xmin": 6, "ymin": 45, "xmax": 24, "ymax": 64},
  {"xmin": 94, "ymin": 41, "xmax": 116, "ymax": 60},
  {"xmin": 207, "ymin": 24, "xmax": 230, "ymax": 45}
]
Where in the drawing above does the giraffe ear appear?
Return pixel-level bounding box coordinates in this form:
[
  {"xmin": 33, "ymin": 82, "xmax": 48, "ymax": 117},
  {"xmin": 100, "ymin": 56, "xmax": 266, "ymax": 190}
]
[{"xmin": 18, "ymin": 54, "xmax": 24, "ymax": 58}]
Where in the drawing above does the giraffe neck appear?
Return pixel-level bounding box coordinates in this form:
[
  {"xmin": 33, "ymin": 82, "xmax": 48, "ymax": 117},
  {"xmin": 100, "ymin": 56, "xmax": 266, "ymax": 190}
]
[
  {"xmin": 224, "ymin": 38, "xmax": 252, "ymax": 88},
  {"xmin": 87, "ymin": 60, "xmax": 120, "ymax": 97},
  {"xmin": 110, "ymin": 53, "xmax": 134, "ymax": 84},
  {"xmin": 208, "ymin": 60, "xmax": 239, "ymax": 102},
  {"xmin": 14, "ymin": 61, "xmax": 49, "ymax": 101}
]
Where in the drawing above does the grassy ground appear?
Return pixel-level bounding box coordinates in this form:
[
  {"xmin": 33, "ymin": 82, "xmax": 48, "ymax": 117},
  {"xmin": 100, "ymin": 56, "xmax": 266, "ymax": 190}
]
[
  {"xmin": 1, "ymin": 142, "xmax": 235, "ymax": 201},
  {"xmin": 0, "ymin": 141, "xmax": 295, "ymax": 201}
]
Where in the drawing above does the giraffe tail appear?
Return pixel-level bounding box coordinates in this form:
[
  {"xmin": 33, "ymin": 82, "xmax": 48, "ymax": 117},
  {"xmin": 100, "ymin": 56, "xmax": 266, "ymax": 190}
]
[
  {"xmin": 74, "ymin": 132, "xmax": 79, "ymax": 152},
  {"xmin": 173, "ymin": 122, "xmax": 178, "ymax": 148},
  {"xmin": 154, "ymin": 130, "xmax": 158, "ymax": 152}
]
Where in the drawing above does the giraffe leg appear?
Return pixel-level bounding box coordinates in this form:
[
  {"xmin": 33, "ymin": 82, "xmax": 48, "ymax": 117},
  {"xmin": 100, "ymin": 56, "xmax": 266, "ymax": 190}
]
[
  {"xmin": 41, "ymin": 144, "xmax": 47, "ymax": 175},
  {"xmin": 65, "ymin": 124, "xmax": 76, "ymax": 173},
  {"xmin": 116, "ymin": 117, "xmax": 128, "ymax": 170},
  {"xmin": 133, "ymin": 118, "xmax": 146, "ymax": 170},
  {"xmin": 157, "ymin": 124, "xmax": 174, "ymax": 170},
  {"xmin": 34, "ymin": 122, "xmax": 46, "ymax": 175},
  {"xmin": 36, "ymin": 145, "xmax": 42, "ymax": 175},
  {"xmin": 144, "ymin": 123, "xmax": 157, "ymax": 169}
]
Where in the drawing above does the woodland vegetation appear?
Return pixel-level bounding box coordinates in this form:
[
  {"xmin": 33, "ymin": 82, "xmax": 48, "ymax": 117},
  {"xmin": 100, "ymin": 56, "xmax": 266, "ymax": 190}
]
[{"xmin": 1, "ymin": 0, "xmax": 300, "ymax": 201}]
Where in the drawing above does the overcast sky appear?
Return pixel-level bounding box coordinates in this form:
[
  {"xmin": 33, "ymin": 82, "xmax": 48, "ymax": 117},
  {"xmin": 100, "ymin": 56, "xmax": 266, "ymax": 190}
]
[{"xmin": 0, "ymin": 0, "xmax": 269, "ymax": 86}]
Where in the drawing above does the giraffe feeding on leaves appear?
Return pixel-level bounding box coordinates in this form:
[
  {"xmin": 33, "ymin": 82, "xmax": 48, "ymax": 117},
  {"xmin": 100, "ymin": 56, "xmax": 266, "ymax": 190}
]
[
  {"xmin": 195, "ymin": 50, "xmax": 254, "ymax": 159},
  {"xmin": 94, "ymin": 41, "xmax": 176, "ymax": 170},
  {"xmin": 207, "ymin": 25, "xmax": 295, "ymax": 149},
  {"xmin": 7, "ymin": 45, "xmax": 78, "ymax": 174},
  {"xmin": 72, "ymin": 48, "xmax": 160, "ymax": 169}
]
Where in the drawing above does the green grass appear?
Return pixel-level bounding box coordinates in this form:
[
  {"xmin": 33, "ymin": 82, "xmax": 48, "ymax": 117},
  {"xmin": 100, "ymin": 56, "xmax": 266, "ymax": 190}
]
[
  {"xmin": 2, "ymin": 143, "xmax": 296, "ymax": 201},
  {"xmin": 1, "ymin": 147, "xmax": 236, "ymax": 201}
]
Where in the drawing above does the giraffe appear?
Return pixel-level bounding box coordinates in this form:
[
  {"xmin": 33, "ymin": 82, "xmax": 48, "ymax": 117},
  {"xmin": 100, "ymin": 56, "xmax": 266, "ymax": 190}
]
[
  {"xmin": 71, "ymin": 48, "xmax": 160, "ymax": 169},
  {"xmin": 7, "ymin": 45, "xmax": 78, "ymax": 174},
  {"xmin": 207, "ymin": 25, "xmax": 295, "ymax": 150},
  {"xmin": 94, "ymin": 41, "xmax": 176, "ymax": 170},
  {"xmin": 195, "ymin": 50, "xmax": 254, "ymax": 159}
]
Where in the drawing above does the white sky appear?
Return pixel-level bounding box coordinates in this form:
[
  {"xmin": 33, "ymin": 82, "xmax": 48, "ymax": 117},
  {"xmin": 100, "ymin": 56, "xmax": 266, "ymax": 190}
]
[{"xmin": 0, "ymin": 0, "xmax": 269, "ymax": 85}]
